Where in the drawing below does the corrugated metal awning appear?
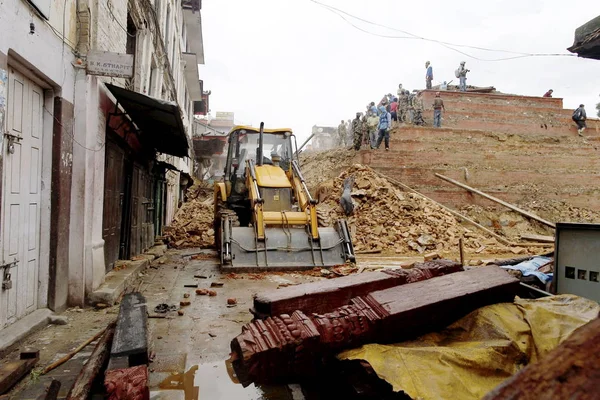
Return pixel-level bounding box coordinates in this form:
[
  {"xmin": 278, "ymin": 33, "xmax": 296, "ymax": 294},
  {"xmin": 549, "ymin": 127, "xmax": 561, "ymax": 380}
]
[{"xmin": 105, "ymin": 84, "xmax": 189, "ymax": 158}]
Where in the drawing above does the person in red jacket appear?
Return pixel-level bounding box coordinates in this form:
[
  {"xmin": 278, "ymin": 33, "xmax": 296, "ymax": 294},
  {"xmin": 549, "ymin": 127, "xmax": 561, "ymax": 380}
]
[{"xmin": 543, "ymin": 89, "xmax": 553, "ymax": 98}]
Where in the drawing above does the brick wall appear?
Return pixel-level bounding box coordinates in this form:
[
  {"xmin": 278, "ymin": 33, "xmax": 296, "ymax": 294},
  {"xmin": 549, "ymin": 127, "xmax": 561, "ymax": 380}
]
[{"xmin": 360, "ymin": 91, "xmax": 600, "ymax": 212}]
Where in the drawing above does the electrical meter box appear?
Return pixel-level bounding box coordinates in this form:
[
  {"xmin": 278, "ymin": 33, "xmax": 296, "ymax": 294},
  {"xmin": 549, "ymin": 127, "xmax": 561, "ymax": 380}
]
[{"xmin": 555, "ymin": 223, "xmax": 600, "ymax": 302}]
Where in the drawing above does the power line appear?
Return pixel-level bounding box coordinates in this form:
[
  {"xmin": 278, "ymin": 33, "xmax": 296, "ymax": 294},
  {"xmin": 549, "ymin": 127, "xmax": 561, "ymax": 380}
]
[
  {"xmin": 107, "ymin": 1, "xmax": 136, "ymax": 37},
  {"xmin": 309, "ymin": 0, "xmax": 576, "ymax": 62},
  {"xmin": 43, "ymin": 106, "xmax": 106, "ymax": 152}
]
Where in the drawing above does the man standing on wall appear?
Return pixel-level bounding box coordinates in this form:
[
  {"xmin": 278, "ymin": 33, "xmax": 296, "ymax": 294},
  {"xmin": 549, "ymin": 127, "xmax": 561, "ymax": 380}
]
[
  {"xmin": 352, "ymin": 112, "xmax": 364, "ymax": 151},
  {"xmin": 375, "ymin": 105, "xmax": 392, "ymax": 151},
  {"xmin": 337, "ymin": 120, "xmax": 347, "ymax": 147},
  {"xmin": 456, "ymin": 61, "xmax": 470, "ymax": 92},
  {"xmin": 425, "ymin": 61, "xmax": 433, "ymax": 90},
  {"xmin": 433, "ymin": 92, "xmax": 445, "ymax": 128},
  {"xmin": 367, "ymin": 111, "xmax": 379, "ymax": 149}
]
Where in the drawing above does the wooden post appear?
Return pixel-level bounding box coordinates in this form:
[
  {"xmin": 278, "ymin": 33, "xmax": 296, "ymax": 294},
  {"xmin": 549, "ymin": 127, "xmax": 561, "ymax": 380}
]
[
  {"xmin": 66, "ymin": 323, "xmax": 116, "ymax": 400},
  {"xmin": 459, "ymin": 238, "xmax": 465, "ymax": 266},
  {"xmin": 435, "ymin": 173, "xmax": 555, "ymax": 228}
]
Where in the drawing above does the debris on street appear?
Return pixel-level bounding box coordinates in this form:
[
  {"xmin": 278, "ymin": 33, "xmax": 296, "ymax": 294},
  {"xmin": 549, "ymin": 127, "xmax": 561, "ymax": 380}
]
[
  {"xmin": 231, "ymin": 266, "xmax": 519, "ymax": 384},
  {"xmin": 252, "ymin": 259, "xmax": 463, "ymax": 318},
  {"xmin": 163, "ymin": 195, "xmax": 215, "ymax": 249}
]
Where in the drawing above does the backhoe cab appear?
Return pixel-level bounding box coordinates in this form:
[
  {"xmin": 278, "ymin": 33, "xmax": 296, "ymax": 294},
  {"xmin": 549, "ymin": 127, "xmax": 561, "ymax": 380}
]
[{"xmin": 214, "ymin": 123, "xmax": 355, "ymax": 270}]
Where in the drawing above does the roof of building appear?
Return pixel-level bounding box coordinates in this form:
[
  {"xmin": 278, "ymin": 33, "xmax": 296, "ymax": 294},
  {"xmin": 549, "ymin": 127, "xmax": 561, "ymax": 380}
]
[{"xmin": 568, "ymin": 15, "xmax": 600, "ymax": 60}]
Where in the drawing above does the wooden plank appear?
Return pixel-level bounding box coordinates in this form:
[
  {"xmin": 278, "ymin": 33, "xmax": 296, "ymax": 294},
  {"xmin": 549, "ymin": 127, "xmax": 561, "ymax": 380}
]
[
  {"xmin": 0, "ymin": 351, "xmax": 39, "ymax": 395},
  {"xmin": 252, "ymin": 260, "xmax": 464, "ymax": 318},
  {"xmin": 35, "ymin": 379, "xmax": 61, "ymax": 400},
  {"xmin": 520, "ymin": 233, "xmax": 554, "ymax": 243},
  {"xmin": 483, "ymin": 317, "xmax": 600, "ymax": 400},
  {"xmin": 435, "ymin": 173, "xmax": 556, "ymax": 228},
  {"xmin": 66, "ymin": 323, "xmax": 116, "ymax": 400},
  {"xmin": 109, "ymin": 293, "xmax": 148, "ymax": 368},
  {"xmin": 233, "ymin": 266, "xmax": 519, "ymax": 384}
]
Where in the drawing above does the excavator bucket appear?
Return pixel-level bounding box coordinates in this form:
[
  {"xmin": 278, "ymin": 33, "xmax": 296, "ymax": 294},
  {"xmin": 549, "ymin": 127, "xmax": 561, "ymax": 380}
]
[{"xmin": 219, "ymin": 217, "xmax": 355, "ymax": 271}]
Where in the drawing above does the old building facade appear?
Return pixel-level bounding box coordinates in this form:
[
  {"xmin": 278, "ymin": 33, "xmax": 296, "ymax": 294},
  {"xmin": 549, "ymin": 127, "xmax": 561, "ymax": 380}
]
[{"xmin": 0, "ymin": 0, "xmax": 204, "ymax": 341}]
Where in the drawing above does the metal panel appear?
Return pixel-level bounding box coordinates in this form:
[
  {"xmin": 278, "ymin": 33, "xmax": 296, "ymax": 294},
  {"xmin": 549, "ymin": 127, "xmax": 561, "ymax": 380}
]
[{"xmin": 555, "ymin": 223, "xmax": 600, "ymax": 302}]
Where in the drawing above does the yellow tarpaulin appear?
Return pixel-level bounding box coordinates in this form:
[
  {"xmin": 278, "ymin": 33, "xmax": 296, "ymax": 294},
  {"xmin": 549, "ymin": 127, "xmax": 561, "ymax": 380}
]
[{"xmin": 338, "ymin": 295, "xmax": 599, "ymax": 400}]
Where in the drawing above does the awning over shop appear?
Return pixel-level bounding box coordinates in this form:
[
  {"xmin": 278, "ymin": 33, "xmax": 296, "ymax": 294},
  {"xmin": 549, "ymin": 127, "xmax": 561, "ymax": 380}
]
[{"xmin": 105, "ymin": 83, "xmax": 190, "ymax": 158}]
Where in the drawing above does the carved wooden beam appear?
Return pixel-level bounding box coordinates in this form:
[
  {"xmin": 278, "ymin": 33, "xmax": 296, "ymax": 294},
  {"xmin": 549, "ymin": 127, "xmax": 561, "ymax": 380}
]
[
  {"xmin": 253, "ymin": 260, "xmax": 464, "ymax": 318},
  {"xmin": 232, "ymin": 266, "xmax": 519, "ymax": 385}
]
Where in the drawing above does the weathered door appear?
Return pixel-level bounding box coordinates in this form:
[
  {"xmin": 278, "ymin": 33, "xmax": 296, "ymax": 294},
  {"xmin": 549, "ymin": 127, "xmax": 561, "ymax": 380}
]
[
  {"xmin": 102, "ymin": 139, "xmax": 126, "ymax": 272},
  {"xmin": 1, "ymin": 68, "xmax": 44, "ymax": 328}
]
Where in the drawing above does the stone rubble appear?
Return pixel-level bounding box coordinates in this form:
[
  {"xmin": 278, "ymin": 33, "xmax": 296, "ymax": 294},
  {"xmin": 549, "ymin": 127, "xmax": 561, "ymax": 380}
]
[{"xmin": 316, "ymin": 164, "xmax": 510, "ymax": 255}]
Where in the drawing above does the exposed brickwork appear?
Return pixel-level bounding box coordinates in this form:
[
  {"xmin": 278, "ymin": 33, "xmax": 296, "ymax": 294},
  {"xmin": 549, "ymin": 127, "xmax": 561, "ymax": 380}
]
[{"xmin": 360, "ymin": 91, "xmax": 600, "ymax": 211}]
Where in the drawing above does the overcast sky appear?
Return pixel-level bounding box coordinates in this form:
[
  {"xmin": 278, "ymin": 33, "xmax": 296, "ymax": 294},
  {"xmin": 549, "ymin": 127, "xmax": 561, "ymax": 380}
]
[{"xmin": 198, "ymin": 0, "xmax": 600, "ymax": 143}]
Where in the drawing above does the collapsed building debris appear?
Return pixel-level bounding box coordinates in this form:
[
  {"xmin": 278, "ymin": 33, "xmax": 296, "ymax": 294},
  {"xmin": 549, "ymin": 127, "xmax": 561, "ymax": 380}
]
[
  {"xmin": 164, "ymin": 196, "xmax": 215, "ymax": 249},
  {"xmin": 483, "ymin": 315, "xmax": 600, "ymax": 400},
  {"xmin": 252, "ymin": 260, "xmax": 463, "ymax": 318},
  {"xmin": 230, "ymin": 266, "xmax": 519, "ymax": 385},
  {"xmin": 315, "ymin": 164, "xmax": 547, "ymax": 255}
]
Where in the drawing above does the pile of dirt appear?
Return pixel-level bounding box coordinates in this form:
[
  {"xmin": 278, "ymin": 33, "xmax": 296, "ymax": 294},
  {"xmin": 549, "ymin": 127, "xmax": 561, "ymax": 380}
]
[
  {"xmin": 316, "ymin": 164, "xmax": 530, "ymax": 256},
  {"xmin": 300, "ymin": 148, "xmax": 357, "ymax": 192},
  {"xmin": 164, "ymin": 193, "xmax": 215, "ymax": 249},
  {"xmin": 461, "ymin": 200, "xmax": 600, "ymax": 240}
]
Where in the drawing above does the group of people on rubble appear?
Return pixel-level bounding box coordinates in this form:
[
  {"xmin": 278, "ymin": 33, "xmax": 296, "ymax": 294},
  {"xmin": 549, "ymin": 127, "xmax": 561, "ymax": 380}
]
[
  {"xmin": 336, "ymin": 87, "xmax": 428, "ymax": 152},
  {"xmin": 335, "ymin": 60, "xmax": 472, "ymax": 151}
]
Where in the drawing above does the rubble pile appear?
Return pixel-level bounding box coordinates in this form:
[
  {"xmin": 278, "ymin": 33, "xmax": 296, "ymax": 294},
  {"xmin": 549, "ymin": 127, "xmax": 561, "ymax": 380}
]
[
  {"xmin": 461, "ymin": 200, "xmax": 600, "ymax": 239},
  {"xmin": 299, "ymin": 148, "xmax": 357, "ymax": 191},
  {"xmin": 164, "ymin": 196, "xmax": 215, "ymax": 249},
  {"xmin": 316, "ymin": 164, "xmax": 506, "ymax": 255}
]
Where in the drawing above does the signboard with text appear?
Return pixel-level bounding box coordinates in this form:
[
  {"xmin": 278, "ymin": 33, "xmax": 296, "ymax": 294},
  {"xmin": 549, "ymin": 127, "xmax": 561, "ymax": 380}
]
[
  {"xmin": 87, "ymin": 51, "xmax": 134, "ymax": 78},
  {"xmin": 215, "ymin": 111, "xmax": 234, "ymax": 121}
]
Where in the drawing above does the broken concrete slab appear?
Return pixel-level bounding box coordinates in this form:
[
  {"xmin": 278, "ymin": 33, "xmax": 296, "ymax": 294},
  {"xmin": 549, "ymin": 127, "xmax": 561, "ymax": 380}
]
[
  {"xmin": 252, "ymin": 260, "xmax": 463, "ymax": 318},
  {"xmin": 88, "ymin": 259, "xmax": 149, "ymax": 306},
  {"xmin": 0, "ymin": 309, "xmax": 53, "ymax": 353},
  {"xmin": 232, "ymin": 266, "xmax": 519, "ymax": 384},
  {"xmin": 145, "ymin": 245, "xmax": 167, "ymax": 258}
]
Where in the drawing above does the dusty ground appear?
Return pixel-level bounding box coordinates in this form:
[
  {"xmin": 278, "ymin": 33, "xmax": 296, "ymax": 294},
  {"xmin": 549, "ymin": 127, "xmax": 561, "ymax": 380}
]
[{"xmin": 3, "ymin": 247, "xmax": 531, "ymax": 399}]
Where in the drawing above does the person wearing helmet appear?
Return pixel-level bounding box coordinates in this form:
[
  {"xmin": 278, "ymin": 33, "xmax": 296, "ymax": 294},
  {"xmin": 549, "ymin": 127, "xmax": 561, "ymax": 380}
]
[
  {"xmin": 352, "ymin": 112, "xmax": 364, "ymax": 150},
  {"xmin": 456, "ymin": 61, "xmax": 470, "ymax": 92},
  {"xmin": 432, "ymin": 92, "xmax": 445, "ymax": 128},
  {"xmin": 425, "ymin": 61, "xmax": 433, "ymax": 90}
]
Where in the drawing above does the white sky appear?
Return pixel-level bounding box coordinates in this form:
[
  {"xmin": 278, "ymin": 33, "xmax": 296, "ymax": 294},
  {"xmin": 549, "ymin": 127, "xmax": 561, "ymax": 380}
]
[{"xmin": 199, "ymin": 0, "xmax": 600, "ymax": 143}]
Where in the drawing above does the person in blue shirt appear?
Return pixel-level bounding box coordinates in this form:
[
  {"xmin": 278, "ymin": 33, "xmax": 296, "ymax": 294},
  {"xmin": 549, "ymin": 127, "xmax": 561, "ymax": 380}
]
[
  {"xmin": 369, "ymin": 102, "xmax": 378, "ymax": 116},
  {"xmin": 375, "ymin": 106, "xmax": 392, "ymax": 151},
  {"xmin": 425, "ymin": 61, "xmax": 433, "ymax": 89}
]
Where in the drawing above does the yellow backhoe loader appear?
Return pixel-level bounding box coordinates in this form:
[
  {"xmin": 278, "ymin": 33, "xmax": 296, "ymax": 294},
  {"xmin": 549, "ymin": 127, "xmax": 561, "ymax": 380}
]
[{"xmin": 213, "ymin": 123, "xmax": 355, "ymax": 270}]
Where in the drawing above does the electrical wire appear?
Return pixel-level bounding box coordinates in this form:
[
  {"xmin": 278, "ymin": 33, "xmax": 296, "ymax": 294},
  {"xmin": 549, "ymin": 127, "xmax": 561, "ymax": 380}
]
[
  {"xmin": 43, "ymin": 106, "xmax": 106, "ymax": 152},
  {"xmin": 107, "ymin": 1, "xmax": 137, "ymax": 37},
  {"xmin": 309, "ymin": 0, "xmax": 576, "ymax": 61}
]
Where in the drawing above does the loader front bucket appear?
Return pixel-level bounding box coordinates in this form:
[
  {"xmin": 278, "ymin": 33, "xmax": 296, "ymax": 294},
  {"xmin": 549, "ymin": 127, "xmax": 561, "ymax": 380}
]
[{"xmin": 218, "ymin": 218, "xmax": 355, "ymax": 272}]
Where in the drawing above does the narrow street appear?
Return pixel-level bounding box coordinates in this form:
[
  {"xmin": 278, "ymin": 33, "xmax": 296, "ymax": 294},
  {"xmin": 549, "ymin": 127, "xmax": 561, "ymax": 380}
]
[
  {"xmin": 4, "ymin": 248, "xmax": 330, "ymax": 399},
  {"xmin": 1, "ymin": 0, "xmax": 599, "ymax": 399}
]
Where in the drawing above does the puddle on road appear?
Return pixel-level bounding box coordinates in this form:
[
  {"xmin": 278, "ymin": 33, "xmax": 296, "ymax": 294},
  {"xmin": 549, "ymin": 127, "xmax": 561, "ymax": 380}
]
[{"xmin": 160, "ymin": 359, "xmax": 295, "ymax": 400}]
